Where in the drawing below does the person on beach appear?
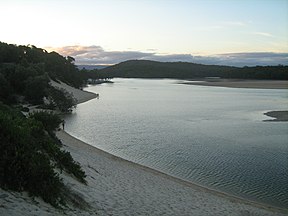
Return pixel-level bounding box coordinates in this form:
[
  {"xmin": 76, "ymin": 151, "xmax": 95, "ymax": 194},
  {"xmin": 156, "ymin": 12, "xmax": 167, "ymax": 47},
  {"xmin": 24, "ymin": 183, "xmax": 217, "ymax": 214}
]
[{"xmin": 62, "ymin": 120, "xmax": 65, "ymax": 130}]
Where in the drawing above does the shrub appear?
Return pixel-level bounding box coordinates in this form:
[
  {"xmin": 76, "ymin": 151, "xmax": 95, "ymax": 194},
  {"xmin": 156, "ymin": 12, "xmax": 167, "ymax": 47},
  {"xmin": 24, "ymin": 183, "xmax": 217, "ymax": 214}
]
[
  {"xmin": 29, "ymin": 111, "xmax": 62, "ymax": 132},
  {"xmin": 24, "ymin": 75, "xmax": 49, "ymax": 104},
  {"xmin": 0, "ymin": 104, "xmax": 86, "ymax": 206},
  {"xmin": 47, "ymin": 87, "xmax": 77, "ymax": 112}
]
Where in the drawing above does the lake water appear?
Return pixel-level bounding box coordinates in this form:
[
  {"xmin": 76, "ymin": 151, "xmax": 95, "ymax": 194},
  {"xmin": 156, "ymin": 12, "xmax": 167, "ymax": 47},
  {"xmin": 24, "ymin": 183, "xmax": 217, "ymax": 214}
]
[{"xmin": 64, "ymin": 78, "xmax": 288, "ymax": 209}]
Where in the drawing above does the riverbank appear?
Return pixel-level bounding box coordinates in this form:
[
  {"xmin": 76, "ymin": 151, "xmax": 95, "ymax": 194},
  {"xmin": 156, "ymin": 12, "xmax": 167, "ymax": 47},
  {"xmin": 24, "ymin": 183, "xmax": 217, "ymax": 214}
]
[
  {"xmin": 59, "ymin": 130, "xmax": 288, "ymax": 215},
  {"xmin": 180, "ymin": 79, "xmax": 288, "ymax": 89},
  {"xmin": 264, "ymin": 111, "xmax": 288, "ymax": 122},
  {"xmin": 1, "ymin": 129, "xmax": 287, "ymax": 215},
  {"xmin": 1, "ymin": 80, "xmax": 287, "ymax": 215},
  {"xmin": 50, "ymin": 80, "xmax": 98, "ymax": 104}
]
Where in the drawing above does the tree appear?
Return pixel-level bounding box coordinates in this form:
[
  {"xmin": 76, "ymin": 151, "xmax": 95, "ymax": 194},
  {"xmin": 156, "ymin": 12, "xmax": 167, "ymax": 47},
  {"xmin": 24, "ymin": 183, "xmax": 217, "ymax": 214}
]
[
  {"xmin": 24, "ymin": 75, "xmax": 49, "ymax": 104},
  {"xmin": 0, "ymin": 73, "xmax": 13, "ymax": 103},
  {"xmin": 0, "ymin": 104, "xmax": 86, "ymax": 206},
  {"xmin": 29, "ymin": 111, "xmax": 62, "ymax": 132},
  {"xmin": 47, "ymin": 87, "xmax": 77, "ymax": 112}
]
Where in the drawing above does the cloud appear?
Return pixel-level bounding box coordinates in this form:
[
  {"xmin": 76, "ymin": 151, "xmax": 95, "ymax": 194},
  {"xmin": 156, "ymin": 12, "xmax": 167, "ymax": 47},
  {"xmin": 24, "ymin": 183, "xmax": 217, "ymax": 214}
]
[
  {"xmin": 195, "ymin": 21, "xmax": 246, "ymax": 32},
  {"xmin": 212, "ymin": 52, "xmax": 288, "ymax": 66},
  {"xmin": 222, "ymin": 21, "xmax": 246, "ymax": 27},
  {"xmin": 252, "ymin": 32, "xmax": 273, "ymax": 37},
  {"xmin": 46, "ymin": 45, "xmax": 288, "ymax": 67},
  {"xmin": 46, "ymin": 45, "xmax": 154, "ymax": 65}
]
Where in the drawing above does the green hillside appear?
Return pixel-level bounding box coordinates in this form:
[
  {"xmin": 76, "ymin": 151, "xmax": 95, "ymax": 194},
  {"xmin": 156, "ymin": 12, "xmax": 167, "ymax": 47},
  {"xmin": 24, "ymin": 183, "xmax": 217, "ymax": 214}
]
[{"xmin": 100, "ymin": 60, "xmax": 288, "ymax": 80}]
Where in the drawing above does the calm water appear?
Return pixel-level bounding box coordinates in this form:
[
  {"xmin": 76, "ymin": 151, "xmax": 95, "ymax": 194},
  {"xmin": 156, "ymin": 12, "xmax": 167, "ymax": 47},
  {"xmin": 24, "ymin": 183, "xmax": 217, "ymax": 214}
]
[{"xmin": 65, "ymin": 78, "xmax": 288, "ymax": 208}]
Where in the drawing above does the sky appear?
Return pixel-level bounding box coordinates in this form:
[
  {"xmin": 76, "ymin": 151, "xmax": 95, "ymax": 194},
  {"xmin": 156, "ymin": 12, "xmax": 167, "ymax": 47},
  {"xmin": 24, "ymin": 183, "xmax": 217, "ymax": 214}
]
[{"xmin": 1, "ymin": 0, "xmax": 288, "ymax": 66}]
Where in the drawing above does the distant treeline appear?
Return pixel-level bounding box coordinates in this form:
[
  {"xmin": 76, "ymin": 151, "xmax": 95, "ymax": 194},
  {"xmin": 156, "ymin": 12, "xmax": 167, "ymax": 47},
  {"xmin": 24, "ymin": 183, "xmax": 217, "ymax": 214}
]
[{"xmin": 100, "ymin": 60, "xmax": 288, "ymax": 80}]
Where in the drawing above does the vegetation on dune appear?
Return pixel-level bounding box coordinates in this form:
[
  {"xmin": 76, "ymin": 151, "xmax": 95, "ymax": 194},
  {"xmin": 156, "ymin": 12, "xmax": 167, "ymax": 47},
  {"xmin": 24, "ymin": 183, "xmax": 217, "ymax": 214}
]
[
  {"xmin": 0, "ymin": 104, "xmax": 86, "ymax": 206},
  {"xmin": 46, "ymin": 86, "xmax": 77, "ymax": 112},
  {"xmin": 0, "ymin": 41, "xmax": 111, "ymax": 106},
  {"xmin": 0, "ymin": 42, "xmax": 90, "ymax": 207}
]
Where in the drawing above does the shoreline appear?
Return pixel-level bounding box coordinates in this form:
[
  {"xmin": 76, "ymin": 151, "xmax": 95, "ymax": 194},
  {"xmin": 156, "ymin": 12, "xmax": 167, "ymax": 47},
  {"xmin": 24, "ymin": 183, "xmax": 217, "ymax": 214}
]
[
  {"xmin": 58, "ymin": 130, "xmax": 288, "ymax": 215},
  {"xmin": 68, "ymin": 79, "xmax": 287, "ymax": 213},
  {"xmin": 180, "ymin": 79, "xmax": 288, "ymax": 89},
  {"xmin": 50, "ymin": 80, "xmax": 98, "ymax": 104},
  {"xmin": 62, "ymin": 79, "xmax": 287, "ymax": 213},
  {"xmin": 264, "ymin": 111, "xmax": 288, "ymax": 122},
  {"xmin": 2, "ymin": 81, "xmax": 287, "ymax": 215}
]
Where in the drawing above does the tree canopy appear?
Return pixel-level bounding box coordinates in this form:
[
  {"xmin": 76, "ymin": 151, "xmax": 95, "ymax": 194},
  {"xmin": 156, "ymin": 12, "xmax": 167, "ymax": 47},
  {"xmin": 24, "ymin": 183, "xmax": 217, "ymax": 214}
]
[{"xmin": 0, "ymin": 41, "xmax": 114, "ymax": 105}]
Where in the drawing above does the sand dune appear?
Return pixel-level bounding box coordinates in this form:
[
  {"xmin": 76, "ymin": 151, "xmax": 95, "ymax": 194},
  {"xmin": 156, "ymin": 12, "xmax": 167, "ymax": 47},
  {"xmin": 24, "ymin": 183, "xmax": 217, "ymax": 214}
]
[{"xmin": 50, "ymin": 80, "xmax": 97, "ymax": 104}]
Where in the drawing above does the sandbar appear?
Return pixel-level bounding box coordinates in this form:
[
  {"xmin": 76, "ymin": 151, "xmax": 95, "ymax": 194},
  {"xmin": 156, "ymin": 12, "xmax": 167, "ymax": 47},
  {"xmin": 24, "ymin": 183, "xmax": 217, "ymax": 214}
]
[{"xmin": 180, "ymin": 79, "xmax": 288, "ymax": 89}]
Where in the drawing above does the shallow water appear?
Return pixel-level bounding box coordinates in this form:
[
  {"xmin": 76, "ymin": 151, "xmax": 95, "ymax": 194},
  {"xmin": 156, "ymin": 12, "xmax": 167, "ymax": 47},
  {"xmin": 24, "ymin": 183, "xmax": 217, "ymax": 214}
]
[{"xmin": 65, "ymin": 78, "xmax": 288, "ymax": 208}]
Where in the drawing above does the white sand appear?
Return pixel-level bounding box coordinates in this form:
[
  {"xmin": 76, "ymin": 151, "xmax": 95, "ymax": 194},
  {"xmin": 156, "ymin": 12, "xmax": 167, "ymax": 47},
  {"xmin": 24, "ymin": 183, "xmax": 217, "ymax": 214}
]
[
  {"xmin": 181, "ymin": 79, "xmax": 288, "ymax": 89},
  {"xmin": 1, "ymin": 82, "xmax": 287, "ymax": 216},
  {"xmin": 57, "ymin": 131, "xmax": 288, "ymax": 216},
  {"xmin": 2, "ymin": 130, "xmax": 286, "ymax": 215},
  {"xmin": 50, "ymin": 80, "xmax": 97, "ymax": 104},
  {"xmin": 24, "ymin": 80, "xmax": 97, "ymax": 115}
]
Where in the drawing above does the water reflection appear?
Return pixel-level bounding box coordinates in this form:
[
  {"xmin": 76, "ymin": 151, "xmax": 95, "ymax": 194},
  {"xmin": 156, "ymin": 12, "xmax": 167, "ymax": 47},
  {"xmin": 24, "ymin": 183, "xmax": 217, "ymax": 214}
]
[{"xmin": 65, "ymin": 78, "xmax": 288, "ymax": 208}]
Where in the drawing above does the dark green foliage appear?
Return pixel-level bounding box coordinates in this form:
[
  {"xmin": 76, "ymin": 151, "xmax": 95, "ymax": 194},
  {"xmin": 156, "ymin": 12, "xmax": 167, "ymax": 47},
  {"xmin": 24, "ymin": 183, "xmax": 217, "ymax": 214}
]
[
  {"xmin": 47, "ymin": 87, "xmax": 77, "ymax": 112},
  {"xmin": 0, "ymin": 104, "xmax": 86, "ymax": 206},
  {"xmin": 0, "ymin": 42, "xmax": 22, "ymax": 63},
  {"xmin": 24, "ymin": 75, "xmax": 49, "ymax": 104},
  {"xmin": 21, "ymin": 106, "xmax": 29, "ymax": 112},
  {"xmin": 0, "ymin": 42, "xmax": 87, "ymax": 206},
  {"xmin": 80, "ymin": 68, "xmax": 114, "ymax": 81},
  {"xmin": 100, "ymin": 60, "xmax": 288, "ymax": 80},
  {"xmin": 0, "ymin": 41, "xmax": 85, "ymax": 104},
  {"xmin": 55, "ymin": 150, "xmax": 87, "ymax": 184},
  {"xmin": 29, "ymin": 111, "xmax": 62, "ymax": 132},
  {"xmin": 0, "ymin": 73, "xmax": 13, "ymax": 103},
  {"xmin": 44, "ymin": 52, "xmax": 83, "ymax": 88}
]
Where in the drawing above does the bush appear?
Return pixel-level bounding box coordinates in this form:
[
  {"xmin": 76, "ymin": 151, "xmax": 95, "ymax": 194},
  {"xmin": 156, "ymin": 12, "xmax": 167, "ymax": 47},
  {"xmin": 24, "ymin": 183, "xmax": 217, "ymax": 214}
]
[
  {"xmin": 56, "ymin": 150, "xmax": 87, "ymax": 184},
  {"xmin": 21, "ymin": 106, "xmax": 29, "ymax": 112},
  {"xmin": 47, "ymin": 87, "xmax": 77, "ymax": 112},
  {"xmin": 24, "ymin": 75, "xmax": 49, "ymax": 104},
  {"xmin": 0, "ymin": 104, "xmax": 86, "ymax": 206},
  {"xmin": 29, "ymin": 111, "xmax": 62, "ymax": 132}
]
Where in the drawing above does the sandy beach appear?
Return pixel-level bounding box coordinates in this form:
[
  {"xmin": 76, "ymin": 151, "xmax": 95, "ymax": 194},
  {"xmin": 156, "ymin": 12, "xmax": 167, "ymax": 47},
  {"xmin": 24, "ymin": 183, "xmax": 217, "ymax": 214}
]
[
  {"xmin": 50, "ymin": 80, "xmax": 98, "ymax": 104},
  {"xmin": 2, "ymin": 130, "xmax": 286, "ymax": 215},
  {"xmin": 1, "ymin": 80, "xmax": 287, "ymax": 216},
  {"xmin": 180, "ymin": 79, "xmax": 288, "ymax": 89}
]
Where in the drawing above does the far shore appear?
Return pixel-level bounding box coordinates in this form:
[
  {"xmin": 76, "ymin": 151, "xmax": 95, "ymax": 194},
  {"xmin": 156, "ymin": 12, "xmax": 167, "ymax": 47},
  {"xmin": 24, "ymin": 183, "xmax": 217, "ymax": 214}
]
[
  {"xmin": 264, "ymin": 111, "xmax": 288, "ymax": 122},
  {"xmin": 180, "ymin": 79, "xmax": 288, "ymax": 89}
]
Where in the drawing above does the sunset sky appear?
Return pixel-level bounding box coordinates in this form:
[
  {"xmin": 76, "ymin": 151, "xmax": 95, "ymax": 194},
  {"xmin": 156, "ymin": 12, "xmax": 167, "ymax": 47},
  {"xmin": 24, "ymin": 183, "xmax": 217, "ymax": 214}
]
[{"xmin": 1, "ymin": 0, "xmax": 288, "ymax": 66}]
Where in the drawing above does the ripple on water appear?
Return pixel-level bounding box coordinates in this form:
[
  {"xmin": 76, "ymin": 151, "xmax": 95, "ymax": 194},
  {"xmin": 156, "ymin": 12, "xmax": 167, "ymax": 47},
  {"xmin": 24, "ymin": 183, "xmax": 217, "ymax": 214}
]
[{"xmin": 65, "ymin": 79, "xmax": 288, "ymax": 209}]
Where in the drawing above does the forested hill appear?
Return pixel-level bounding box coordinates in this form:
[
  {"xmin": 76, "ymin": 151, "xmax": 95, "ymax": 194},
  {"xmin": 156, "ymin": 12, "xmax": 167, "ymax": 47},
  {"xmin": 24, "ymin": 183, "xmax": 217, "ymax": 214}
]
[
  {"xmin": 0, "ymin": 42, "xmax": 83, "ymax": 87},
  {"xmin": 100, "ymin": 60, "xmax": 288, "ymax": 80},
  {"xmin": 0, "ymin": 42, "xmax": 87, "ymax": 104}
]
